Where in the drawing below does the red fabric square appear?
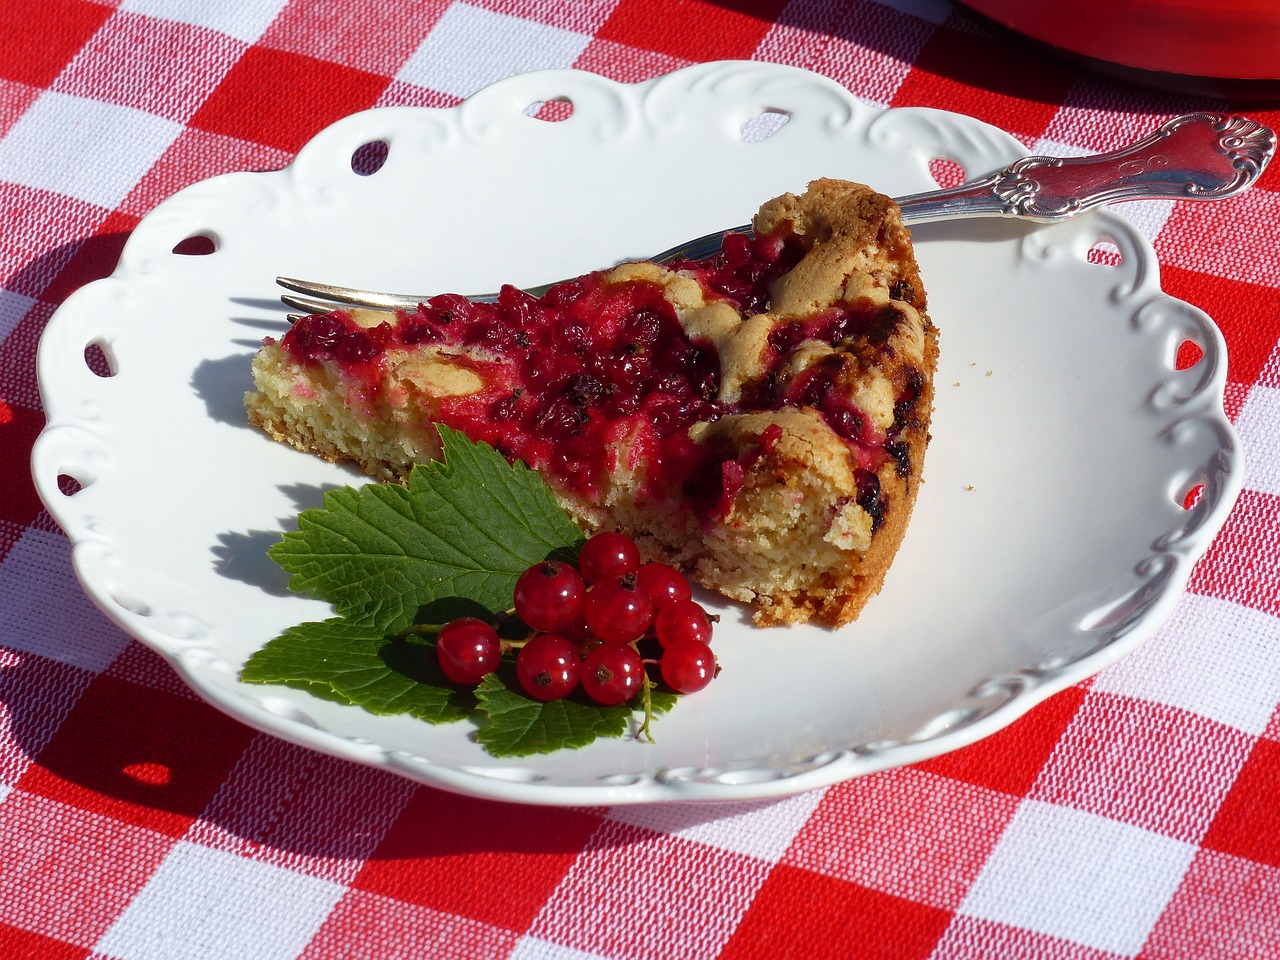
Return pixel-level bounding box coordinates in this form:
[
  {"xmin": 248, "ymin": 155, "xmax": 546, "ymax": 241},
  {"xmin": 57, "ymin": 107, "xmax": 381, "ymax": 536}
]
[
  {"xmin": 18, "ymin": 675, "xmax": 258, "ymax": 836},
  {"xmin": 1159, "ymin": 267, "xmax": 1280, "ymax": 386},
  {"xmin": 375, "ymin": 80, "xmax": 463, "ymax": 110},
  {"xmin": 597, "ymin": 0, "xmax": 786, "ymax": 63},
  {"xmin": 572, "ymin": 38, "xmax": 690, "ymax": 84},
  {"xmin": 0, "ymin": 302, "xmax": 54, "ymax": 411},
  {"xmin": 933, "ymin": 914, "xmax": 1126, "ymax": 960},
  {"xmin": 189, "ymin": 46, "xmax": 389, "ymax": 154},
  {"xmin": 891, "ymin": 25, "xmax": 1075, "ymax": 141},
  {"xmin": 101, "ymin": 641, "xmax": 199, "ymax": 699},
  {"xmin": 119, "ymin": 127, "xmax": 292, "ymax": 218},
  {"xmin": 0, "ymin": 921, "xmax": 90, "ymax": 960},
  {"xmin": 913, "ymin": 685, "xmax": 1087, "ymax": 796},
  {"xmin": 0, "ymin": 77, "xmax": 42, "ymax": 140},
  {"xmin": 470, "ymin": 0, "xmax": 618, "ymax": 33},
  {"xmin": 0, "ymin": 517, "xmax": 22, "ymax": 566},
  {"xmin": 1156, "ymin": 183, "xmax": 1280, "ymax": 290},
  {"xmin": 1028, "ymin": 692, "xmax": 1254, "ymax": 842},
  {"xmin": 187, "ymin": 736, "xmax": 414, "ymax": 885},
  {"xmin": 783, "ymin": 769, "xmax": 1019, "ymax": 911},
  {"xmin": 1140, "ymin": 849, "xmax": 1280, "ymax": 960},
  {"xmin": 1201, "ymin": 736, "xmax": 1280, "ymax": 868},
  {"xmin": 0, "ymin": 650, "xmax": 95, "ymax": 788},
  {"xmin": 1187, "ymin": 490, "xmax": 1280, "ymax": 617},
  {"xmin": 0, "ymin": 0, "xmax": 112, "ymax": 88},
  {"xmin": 718, "ymin": 864, "xmax": 953, "ymax": 960},
  {"xmin": 0, "ymin": 791, "xmax": 175, "ymax": 947},
  {"xmin": 1222, "ymin": 381, "xmax": 1249, "ymax": 424},
  {"xmin": 299, "ymin": 889, "xmax": 518, "ymax": 960},
  {"xmin": 53, "ymin": 13, "xmax": 244, "ymax": 123},
  {"xmin": 1263, "ymin": 703, "xmax": 1280, "ymax": 741},
  {"xmin": 38, "ymin": 210, "xmax": 138, "ymax": 307},
  {"xmin": 531, "ymin": 819, "xmax": 770, "ymax": 960},
  {"xmin": 0, "ymin": 404, "xmax": 46, "ymax": 529},
  {"xmin": 0, "ymin": 185, "xmax": 110, "ymax": 299},
  {"xmin": 258, "ymin": 0, "xmax": 449, "ymax": 77},
  {"xmin": 353, "ymin": 789, "xmax": 602, "ymax": 931}
]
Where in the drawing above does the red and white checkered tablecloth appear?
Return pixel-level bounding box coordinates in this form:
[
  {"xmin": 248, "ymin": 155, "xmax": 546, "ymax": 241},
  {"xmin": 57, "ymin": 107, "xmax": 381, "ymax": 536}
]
[{"xmin": 2, "ymin": 1, "xmax": 1279, "ymax": 957}]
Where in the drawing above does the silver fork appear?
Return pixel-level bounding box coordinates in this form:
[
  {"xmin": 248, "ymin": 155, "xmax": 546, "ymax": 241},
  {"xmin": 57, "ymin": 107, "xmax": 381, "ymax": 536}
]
[{"xmin": 278, "ymin": 112, "xmax": 1274, "ymax": 318}]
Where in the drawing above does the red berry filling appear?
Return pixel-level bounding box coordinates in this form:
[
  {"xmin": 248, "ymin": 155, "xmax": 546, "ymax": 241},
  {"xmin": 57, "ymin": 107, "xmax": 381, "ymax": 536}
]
[{"xmin": 280, "ymin": 229, "xmax": 924, "ymax": 524}]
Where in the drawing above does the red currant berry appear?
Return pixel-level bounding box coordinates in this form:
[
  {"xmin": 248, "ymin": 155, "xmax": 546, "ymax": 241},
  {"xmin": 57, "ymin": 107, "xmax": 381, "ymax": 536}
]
[
  {"xmin": 435, "ymin": 617, "xmax": 501, "ymax": 686},
  {"xmin": 513, "ymin": 560, "xmax": 586, "ymax": 632},
  {"xmin": 515, "ymin": 633, "xmax": 580, "ymax": 701},
  {"xmin": 584, "ymin": 573, "xmax": 654, "ymax": 644},
  {"xmin": 654, "ymin": 598, "xmax": 714, "ymax": 648},
  {"xmin": 660, "ymin": 638, "xmax": 716, "ymax": 693},
  {"xmin": 578, "ymin": 530, "xmax": 641, "ymax": 584},
  {"xmin": 634, "ymin": 562, "xmax": 692, "ymax": 610},
  {"xmin": 559, "ymin": 612, "xmax": 597, "ymax": 648},
  {"xmin": 581, "ymin": 643, "xmax": 644, "ymax": 706}
]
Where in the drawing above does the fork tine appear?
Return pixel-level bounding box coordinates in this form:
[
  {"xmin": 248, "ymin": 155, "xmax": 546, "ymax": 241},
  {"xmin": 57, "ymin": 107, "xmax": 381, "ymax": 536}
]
[
  {"xmin": 281, "ymin": 293, "xmax": 344, "ymax": 316},
  {"xmin": 276, "ymin": 276, "xmax": 426, "ymax": 312}
]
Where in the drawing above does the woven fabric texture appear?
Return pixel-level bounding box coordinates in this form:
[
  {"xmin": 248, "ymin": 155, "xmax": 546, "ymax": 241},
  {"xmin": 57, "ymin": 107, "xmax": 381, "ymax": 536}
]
[{"xmin": 1, "ymin": 1, "xmax": 1278, "ymax": 958}]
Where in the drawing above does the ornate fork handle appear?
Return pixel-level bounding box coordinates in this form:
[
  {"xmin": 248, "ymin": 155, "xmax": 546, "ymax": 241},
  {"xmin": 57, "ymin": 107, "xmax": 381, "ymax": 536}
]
[
  {"xmin": 895, "ymin": 113, "xmax": 1275, "ymax": 224},
  {"xmin": 278, "ymin": 113, "xmax": 1274, "ymax": 313}
]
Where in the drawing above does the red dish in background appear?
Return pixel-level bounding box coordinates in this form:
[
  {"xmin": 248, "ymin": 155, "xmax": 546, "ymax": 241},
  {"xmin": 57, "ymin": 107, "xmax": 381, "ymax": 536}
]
[{"xmin": 963, "ymin": 0, "xmax": 1280, "ymax": 94}]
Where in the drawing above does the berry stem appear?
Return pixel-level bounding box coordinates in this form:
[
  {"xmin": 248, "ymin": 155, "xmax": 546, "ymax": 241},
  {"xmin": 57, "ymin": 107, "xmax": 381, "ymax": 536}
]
[
  {"xmin": 636, "ymin": 672, "xmax": 657, "ymax": 745},
  {"xmin": 398, "ymin": 622, "xmax": 447, "ymax": 638}
]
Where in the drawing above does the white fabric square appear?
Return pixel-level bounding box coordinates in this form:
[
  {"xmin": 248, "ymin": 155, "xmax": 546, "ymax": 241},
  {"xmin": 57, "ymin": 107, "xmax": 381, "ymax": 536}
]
[
  {"xmin": 959, "ymin": 800, "xmax": 1196, "ymax": 956},
  {"xmin": 396, "ymin": 3, "xmax": 592, "ymax": 99},
  {"xmin": 94, "ymin": 841, "xmax": 344, "ymax": 960},
  {"xmin": 1092, "ymin": 592, "xmax": 1280, "ymax": 735},
  {"xmin": 0, "ymin": 528, "xmax": 133, "ymax": 672},
  {"xmin": 0, "ymin": 92, "xmax": 181, "ymax": 209},
  {"xmin": 508, "ymin": 938, "xmax": 611, "ymax": 960},
  {"xmin": 118, "ymin": 0, "xmax": 289, "ymax": 44},
  {"xmin": 0, "ymin": 289, "xmax": 35, "ymax": 341},
  {"xmin": 608, "ymin": 789, "xmax": 826, "ymax": 862},
  {"xmin": 1235, "ymin": 384, "xmax": 1280, "ymax": 495}
]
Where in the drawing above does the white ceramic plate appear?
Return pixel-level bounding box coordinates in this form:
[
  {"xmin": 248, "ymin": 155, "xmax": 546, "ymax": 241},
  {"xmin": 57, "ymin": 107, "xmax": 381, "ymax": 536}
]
[{"xmin": 33, "ymin": 62, "xmax": 1241, "ymax": 805}]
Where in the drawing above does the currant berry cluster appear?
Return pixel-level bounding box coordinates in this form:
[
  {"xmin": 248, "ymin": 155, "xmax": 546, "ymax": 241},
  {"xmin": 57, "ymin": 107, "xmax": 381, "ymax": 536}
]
[{"xmin": 433, "ymin": 530, "xmax": 717, "ymax": 706}]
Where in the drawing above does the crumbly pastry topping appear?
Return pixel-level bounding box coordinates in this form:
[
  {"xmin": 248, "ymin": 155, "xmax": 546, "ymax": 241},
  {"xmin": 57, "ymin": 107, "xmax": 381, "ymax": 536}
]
[{"xmin": 246, "ymin": 179, "xmax": 939, "ymax": 627}]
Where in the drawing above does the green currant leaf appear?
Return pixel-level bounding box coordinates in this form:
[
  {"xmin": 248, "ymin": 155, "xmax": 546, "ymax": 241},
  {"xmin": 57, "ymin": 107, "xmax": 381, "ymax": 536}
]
[
  {"xmin": 241, "ymin": 618, "xmax": 473, "ymax": 723},
  {"xmin": 473, "ymin": 670, "xmax": 681, "ymax": 757},
  {"xmin": 473, "ymin": 671, "xmax": 631, "ymax": 757},
  {"xmin": 268, "ymin": 425, "xmax": 583, "ymax": 630},
  {"xmin": 241, "ymin": 427, "xmax": 691, "ymax": 757}
]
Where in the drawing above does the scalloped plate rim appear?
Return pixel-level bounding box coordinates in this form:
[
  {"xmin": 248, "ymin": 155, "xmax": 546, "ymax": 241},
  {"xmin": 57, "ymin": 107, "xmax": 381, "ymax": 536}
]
[{"xmin": 31, "ymin": 62, "xmax": 1243, "ymax": 805}]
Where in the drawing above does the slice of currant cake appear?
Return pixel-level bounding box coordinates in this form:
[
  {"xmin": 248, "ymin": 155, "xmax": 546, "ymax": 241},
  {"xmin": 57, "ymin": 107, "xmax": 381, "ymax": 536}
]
[{"xmin": 246, "ymin": 179, "xmax": 939, "ymax": 627}]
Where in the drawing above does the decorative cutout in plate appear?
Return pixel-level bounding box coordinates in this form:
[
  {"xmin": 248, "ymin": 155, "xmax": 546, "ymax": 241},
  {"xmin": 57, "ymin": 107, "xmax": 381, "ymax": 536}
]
[{"xmin": 33, "ymin": 62, "xmax": 1241, "ymax": 805}]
